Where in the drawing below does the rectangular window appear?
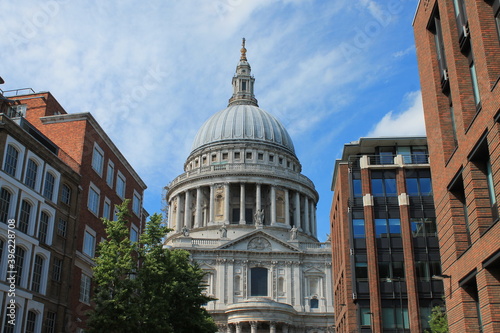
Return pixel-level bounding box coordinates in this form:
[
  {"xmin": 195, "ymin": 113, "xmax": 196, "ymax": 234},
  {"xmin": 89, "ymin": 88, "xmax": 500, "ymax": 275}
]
[
  {"xmin": 57, "ymin": 218, "xmax": 67, "ymax": 237},
  {"xmin": 31, "ymin": 254, "xmax": 44, "ymax": 292},
  {"xmin": 130, "ymin": 227, "xmax": 138, "ymax": 243},
  {"xmin": 83, "ymin": 230, "xmax": 95, "ymax": 257},
  {"xmin": 0, "ymin": 188, "xmax": 12, "ymax": 223},
  {"xmin": 496, "ymin": 6, "xmax": 500, "ymax": 40},
  {"xmin": 24, "ymin": 159, "xmax": 38, "ymax": 189},
  {"xmin": 15, "ymin": 247, "xmax": 25, "ymax": 286},
  {"xmin": 106, "ymin": 161, "xmax": 114, "ymax": 187},
  {"xmin": 371, "ymin": 170, "xmax": 397, "ymax": 196},
  {"xmin": 25, "ymin": 311, "xmax": 37, "ymax": 333},
  {"xmin": 45, "ymin": 312, "xmax": 56, "ymax": 333},
  {"xmin": 250, "ymin": 267, "xmax": 268, "ymax": 296},
  {"xmin": 352, "ymin": 219, "xmax": 365, "ymax": 238},
  {"xmin": 355, "ymin": 262, "xmax": 368, "ymax": 281},
  {"xmin": 116, "ymin": 172, "xmax": 126, "ymax": 198},
  {"xmin": 80, "ymin": 273, "xmax": 92, "ymax": 303},
  {"xmin": 382, "ymin": 306, "xmax": 409, "ymax": 329},
  {"xmin": 3, "ymin": 145, "xmax": 19, "ymax": 177},
  {"xmin": 411, "ymin": 218, "xmax": 437, "ymax": 237},
  {"xmin": 406, "ymin": 169, "xmax": 433, "ymax": 196},
  {"xmin": 92, "ymin": 144, "xmax": 104, "ymax": 175},
  {"xmin": 234, "ymin": 152, "xmax": 240, "ymax": 160},
  {"xmin": 61, "ymin": 184, "xmax": 71, "ymax": 205},
  {"xmin": 52, "ymin": 257, "xmax": 62, "ymax": 282},
  {"xmin": 88, "ymin": 185, "xmax": 100, "ymax": 215},
  {"xmin": 360, "ymin": 307, "xmax": 372, "ymax": 326},
  {"xmin": 38, "ymin": 211, "xmax": 49, "ymax": 244},
  {"xmin": 43, "ymin": 172, "xmax": 55, "ymax": 200},
  {"xmin": 448, "ymin": 172, "xmax": 472, "ymax": 245},
  {"xmin": 103, "ymin": 199, "xmax": 111, "ymax": 219},
  {"xmin": 133, "ymin": 192, "xmax": 141, "ymax": 215},
  {"xmin": 352, "ymin": 178, "xmax": 362, "ymax": 197},
  {"xmin": 469, "ymin": 62, "xmax": 481, "ymax": 107}
]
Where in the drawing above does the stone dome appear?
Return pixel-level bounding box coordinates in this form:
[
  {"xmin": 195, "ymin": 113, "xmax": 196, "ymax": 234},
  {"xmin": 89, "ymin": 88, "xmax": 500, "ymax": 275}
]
[{"xmin": 190, "ymin": 104, "xmax": 296, "ymax": 155}]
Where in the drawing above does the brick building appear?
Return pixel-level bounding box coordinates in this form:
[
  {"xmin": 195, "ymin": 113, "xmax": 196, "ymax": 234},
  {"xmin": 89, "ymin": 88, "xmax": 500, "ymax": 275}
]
[
  {"xmin": 0, "ymin": 87, "xmax": 81, "ymax": 332},
  {"xmin": 414, "ymin": 0, "xmax": 500, "ymax": 332},
  {"xmin": 330, "ymin": 137, "xmax": 444, "ymax": 332},
  {"xmin": 1, "ymin": 88, "xmax": 148, "ymax": 331}
]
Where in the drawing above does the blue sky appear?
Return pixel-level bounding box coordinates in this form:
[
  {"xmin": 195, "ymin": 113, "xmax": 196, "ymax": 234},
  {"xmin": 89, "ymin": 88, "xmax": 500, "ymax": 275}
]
[{"xmin": 0, "ymin": 0, "xmax": 425, "ymax": 242}]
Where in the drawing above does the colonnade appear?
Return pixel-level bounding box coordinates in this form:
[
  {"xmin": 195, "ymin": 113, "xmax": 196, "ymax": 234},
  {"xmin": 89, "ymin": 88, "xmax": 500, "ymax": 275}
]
[
  {"xmin": 168, "ymin": 182, "xmax": 317, "ymax": 237},
  {"xmin": 221, "ymin": 321, "xmax": 295, "ymax": 333}
]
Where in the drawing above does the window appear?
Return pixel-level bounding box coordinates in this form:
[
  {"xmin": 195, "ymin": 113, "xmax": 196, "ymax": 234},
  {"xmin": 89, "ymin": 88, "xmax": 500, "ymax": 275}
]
[
  {"xmin": 250, "ymin": 267, "xmax": 268, "ymax": 296},
  {"xmin": 428, "ymin": 7, "xmax": 449, "ymax": 90},
  {"xmin": 234, "ymin": 152, "xmax": 240, "ymax": 160},
  {"xmin": 14, "ymin": 247, "xmax": 25, "ymax": 286},
  {"xmin": 411, "ymin": 218, "xmax": 437, "ymax": 237},
  {"xmin": 452, "ymin": 0, "xmax": 468, "ymax": 40},
  {"xmin": 92, "ymin": 144, "xmax": 104, "ymax": 175},
  {"xmin": 3, "ymin": 144, "xmax": 19, "ymax": 177},
  {"xmin": 377, "ymin": 147, "xmax": 394, "ymax": 164},
  {"xmin": 24, "ymin": 159, "xmax": 38, "ymax": 189},
  {"xmin": 352, "ymin": 219, "xmax": 365, "ymax": 238},
  {"xmin": 103, "ymin": 199, "xmax": 111, "ymax": 219},
  {"xmin": 496, "ymin": 1, "xmax": 500, "ymax": 40},
  {"xmin": 31, "ymin": 254, "xmax": 44, "ymax": 292},
  {"xmin": 45, "ymin": 312, "xmax": 56, "ymax": 333},
  {"xmin": 38, "ymin": 211, "xmax": 49, "ymax": 244},
  {"xmin": 3, "ymin": 308, "xmax": 16, "ymax": 333},
  {"xmin": 258, "ymin": 153, "xmax": 264, "ymax": 160},
  {"xmin": 360, "ymin": 307, "xmax": 372, "ymax": 326},
  {"xmin": 406, "ymin": 169, "xmax": 432, "ymax": 196},
  {"xmin": 57, "ymin": 218, "xmax": 67, "ymax": 237},
  {"xmin": 80, "ymin": 273, "xmax": 92, "ymax": 303},
  {"xmin": 61, "ymin": 184, "xmax": 71, "ymax": 205},
  {"xmin": 269, "ymin": 155, "xmax": 274, "ymax": 162},
  {"xmin": 310, "ymin": 297, "xmax": 319, "ymax": 309},
  {"xmin": 116, "ymin": 172, "xmax": 126, "ymax": 198},
  {"xmin": 25, "ymin": 310, "xmax": 37, "ymax": 333},
  {"xmin": 448, "ymin": 171, "xmax": 471, "ymax": 245},
  {"xmin": 469, "ymin": 61, "xmax": 481, "ymax": 107},
  {"xmin": 52, "ymin": 257, "xmax": 62, "ymax": 282},
  {"xmin": 106, "ymin": 161, "xmax": 114, "ymax": 187},
  {"xmin": 88, "ymin": 185, "xmax": 100, "ymax": 215},
  {"xmin": 83, "ymin": 230, "xmax": 96, "ymax": 257},
  {"xmin": 355, "ymin": 262, "xmax": 368, "ymax": 281},
  {"xmin": 379, "ymin": 261, "xmax": 405, "ymax": 281},
  {"xmin": 382, "ymin": 306, "xmax": 409, "ymax": 330},
  {"xmin": 416, "ymin": 260, "xmax": 442, "ymax": 281},
  {"xmin": 130, "ymin": 227, "xmax": 138, "ymax": 243},
  {"xmin": 133, "ymin": 192, "xmax": 141, "ymax": 215},
  {"xmin": 222, "ymin": 152, "xmax": 228, "ymax": 160},
  {"xmin": 460, "ymin": 273, "xmax": 483, "ymax": 330},
  {"xmin": 18, "ymin": 199, "xmax": 32, "ymax": 234},
  {"xmin": 371, "ymin": 170, "xmax": 397, "ymax": 196},
  {"xmin": 352, "ymin": 178, "xmax": 362, "ymax": 197},
  {"xmin": 0, "ymin": 187, "xmax": 12, "ymax": 223},
  {"xmin": 375, "ymin": 219, "xmax": 401, "ymax": 237},
  {"xmin": 246, "ymin": 152, "xmax": 252, "ymax": 159},
  {"xmin": 43, "ymin": 172, "xmax": 55, "ymax": 200}
]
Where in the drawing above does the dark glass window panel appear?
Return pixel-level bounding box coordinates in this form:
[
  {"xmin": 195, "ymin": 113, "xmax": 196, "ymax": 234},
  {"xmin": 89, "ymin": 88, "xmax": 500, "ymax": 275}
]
[
  {"xmin": 18, "ymin": 200, "xmax": 31, "ymax": 234},
  {"xmin": 385, "ymin": 178, "xmax": 397, "ymax": 196},
  {"xmin": 15, "ymin": 247, "xmax": 25, "ymax": 286},
  {"xmin": 43, "ymin": 172, "xmax": 55, "ymax": 200},
  {"xmin": 379, "ymin": 262, "xmax": 390, "ymax": 280},
  {"xmin": 25, "ymin": 159, "xmax": 38, "ymax": 189},
  {"xmin": 0, "ymin": 188, "xmax": 12, "ymax": 223},
  {"xmin": 39, "ymin": 212, "xmax": 49, "ymax": 244},
  {"xmin": 310, "ymin": 298, "xmax": 319, "ymax": 308},
  {"xmin": 353, "ymin": 179, "xmax": 362, "ymax": 197},
  {"xmin": 389, "ymin": 219, "xmax": 401, "ymax": 236},
  {"xmin": 372, "ymin": 179, "xmax": 384, "ymax": 196},
  {"xmin": 3, "ymin": 145, "xmax": 19, "ymax": 177},
  {"xmin": 31, "ymin": 255, "xmax": 43, "ymax": 292},
  {"xmin": 250, "ymin": 267, "xmax": 268, "ymax": 296},
  {"xmin": 356, "ymin": 262, "xmax": 368, "ymax": 280},
  {"xmin": 393, "ymin": 261, "xmax": 405, "ymax": 279},
  {"xmin": 352, "ymin": 219, "xmax": 365, "ymax": 238},
  {"xmin": 375, "ymin": 219, "xmax": 388, "ymax": 238}
]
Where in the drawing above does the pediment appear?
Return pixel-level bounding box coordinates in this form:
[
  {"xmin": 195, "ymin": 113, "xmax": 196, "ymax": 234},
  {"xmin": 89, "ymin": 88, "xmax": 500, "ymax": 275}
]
[{"xmin": 216, "ymin": 230, "xmax": 302, "ymax": 253}]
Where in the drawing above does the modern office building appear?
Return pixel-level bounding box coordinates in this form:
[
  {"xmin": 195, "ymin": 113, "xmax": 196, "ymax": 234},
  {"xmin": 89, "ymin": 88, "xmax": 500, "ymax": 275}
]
[
  {"xmin": 0, "ymin": 87, "xmax": 148, "ymax": 332},
  {"xmin": 414, "ymin": 0, "xmax": 500, "ymax": 332},
  {"xmin": 164, "ymin": 41, "xmax": 334, "ymax": 332},
  {"xmin": 330, "ymin": 137, "xmax": 444, "ymax": 332},
  {"xmin": 0, "ymin": 87, "xmax": 81, "ymax": 333}
]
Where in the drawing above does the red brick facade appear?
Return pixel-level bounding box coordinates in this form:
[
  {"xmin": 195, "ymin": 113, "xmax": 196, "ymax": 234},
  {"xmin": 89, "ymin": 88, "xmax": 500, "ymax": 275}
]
[{"xmin": 414, "ymin": 0, "xmax": 500, "ymax": 332}]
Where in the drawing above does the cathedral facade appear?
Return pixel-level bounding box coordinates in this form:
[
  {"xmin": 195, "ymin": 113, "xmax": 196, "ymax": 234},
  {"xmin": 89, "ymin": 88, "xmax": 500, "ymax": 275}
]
[{"xmin": 165, "ymin": 41, "xmax": 333, "ymax": 333}]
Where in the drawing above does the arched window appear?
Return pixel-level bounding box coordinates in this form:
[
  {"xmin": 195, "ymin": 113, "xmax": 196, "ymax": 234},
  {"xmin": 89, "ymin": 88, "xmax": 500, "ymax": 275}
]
[
  {"xmin": 38, "ymin": 211, "xmax": 49, "ymax": 244},
  {"xmin": 24, "ymin": 159, "xmax": 38, "ymax": 189},
  {"xmin": 0, "ymin": 187, "xmax": 12, "ymax": 223},
  {"xmin": 61, "ymin": 184, "xmax": 71, "ymax": 205},
  {"xmin": 3, "ymin": 144, "xmax": 19, "ymax": 177},
  {"xmin": 31, "ymin": 254, "xmax": 44, "ymax": 293},
  {"xmin": 18, "ymin": 199, "xmax": 32, "ymax": 234},
  {"xmin": 15, "ymin": 247, "xmax": 25, "ymax": 286},
  {"xmin": 25, "ymin": 310, "xmax": 37, "ymax": 333},
  {"xmin": 43, "ymin": 172, "xmax": 56, "ymax": 200},
  {"xmin": 250, "ymin": 267, "xmax": 268, "ymax": 296},
  {"xmin": 3, "ymin": 305, "xmax": 16, "ymax": 333}
]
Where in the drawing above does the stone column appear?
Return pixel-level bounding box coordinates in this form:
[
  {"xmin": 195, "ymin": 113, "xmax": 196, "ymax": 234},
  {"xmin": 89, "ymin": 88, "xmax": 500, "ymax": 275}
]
[
  {"xmin": 235, "ymin": 323, "xmax": 242, "ymax": 333},
  {"xmin": 270, "ymin": 322, "xmax": 277, "ymax": 333},
  {"xmin": 184, "ymin": 190, "xmax": 191, "ymax": 229},
  {"xmin": 294, "ymin": 192, "xmax": 301, "ymax": 231},
  {"xmin": 312, "ymin": 202, "xmax": 317, "ymax": 237},
  {"xmin": 282, "ymin": 324, "xmax": 289, "ymax": 333},
  {"xmin": 271, "ymin": 186, "xmax": 276, "ymax": 225},
  {"xmin": 256, "ymin": 183, "xmax": 262, "ymax": 213},
  {"xmin": 240, "ymin": 183, "xmax": 246, "ymax": 224},
  {"xmin": 304, "ymin": 196, "xmax": 309, "ymax": 234},
  {"xmin": 227, "ymin": 260, "xmax": 234, "ymax": 304},
  {"xmin": 195, "ymin": 187, "xmax": 202, "ymax": 228},
  {"xmin": 224, "ymin": 183, "xmax": 230, "ymax": 223},
  {"xmin": 285, "ymin": 189, "xmax": 290, "ymax": 226},
  {"xmin": 209, "ymin": 185, "xmax": 215, "ymax": 224},
  {"xmin": 250, "ymin": 321, "xmax": 258, "ymax": 333},
  {"xmin": 293, "ymin": 262, "xmax": 301, "ymax": 307},
  {"xmin": 176, "ymin": 195, "xmax": 182, "ymax": 233}
]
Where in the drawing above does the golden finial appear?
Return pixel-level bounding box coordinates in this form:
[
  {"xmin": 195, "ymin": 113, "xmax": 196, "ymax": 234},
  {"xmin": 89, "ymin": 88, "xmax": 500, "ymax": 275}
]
[{"xmin": 240, "ymin": 38, "xmax": 247, "ymax": 61}]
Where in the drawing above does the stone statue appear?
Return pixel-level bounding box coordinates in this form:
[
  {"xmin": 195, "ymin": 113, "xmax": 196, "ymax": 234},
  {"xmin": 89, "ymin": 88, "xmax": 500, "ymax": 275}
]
[
  {"xmin": 181, "ymin": 225, "xmax": 190, "ymax": 237},
  {"xmin": 219, "ymin": 224, "xmax": 227, "ymax": 238},
  {"xmin": 290, "ymin": 226, "xmax": 298, "ymax": 240},
  {"xmin": 254, "ymin": 209, "xmax": 264, "ymax": 225}
]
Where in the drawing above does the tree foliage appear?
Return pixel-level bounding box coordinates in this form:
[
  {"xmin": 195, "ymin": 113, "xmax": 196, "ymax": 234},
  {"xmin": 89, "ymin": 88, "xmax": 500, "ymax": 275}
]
[
  {"xmin": 426, "ymin": 305, "xmax": 449, "ymax": 333},
  {"xmin": 87, "ymin": 200, "xmax": 217, "ymax": 333}
]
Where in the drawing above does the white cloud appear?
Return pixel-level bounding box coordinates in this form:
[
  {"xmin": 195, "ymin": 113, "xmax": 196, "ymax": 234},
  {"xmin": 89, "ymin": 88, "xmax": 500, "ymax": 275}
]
[{"xmin": 367, "ymin": 91, "xmax": 426, "ymax": 137}]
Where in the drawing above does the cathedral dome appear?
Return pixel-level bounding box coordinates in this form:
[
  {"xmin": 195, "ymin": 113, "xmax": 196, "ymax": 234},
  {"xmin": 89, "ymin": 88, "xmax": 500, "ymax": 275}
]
[{"xmin": 190, "ymin": 104, "xmax": 295, "ymax": 155}]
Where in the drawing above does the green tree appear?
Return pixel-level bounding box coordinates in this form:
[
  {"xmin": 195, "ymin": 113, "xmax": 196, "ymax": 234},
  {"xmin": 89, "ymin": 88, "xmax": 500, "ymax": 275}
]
[
  {"xmin": 87, "ymin": 201, "xmax": 217, "ymax": 333},
  {"xmin": 87, "ymin": 199, "xmax": 140, "ymax": 333},
  {"xmin": 426, "ymin": 305, "xmax": 449, "ymax": 333}
]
